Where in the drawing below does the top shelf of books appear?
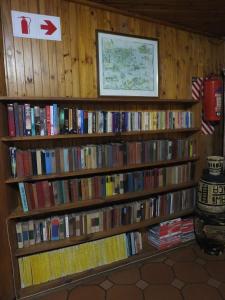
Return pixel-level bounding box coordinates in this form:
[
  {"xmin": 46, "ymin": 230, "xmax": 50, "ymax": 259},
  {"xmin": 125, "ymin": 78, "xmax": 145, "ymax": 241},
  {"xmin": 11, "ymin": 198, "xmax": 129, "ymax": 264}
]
[{"xmin": 0, "ymin": 96, "xmax": 199, "ymax": 104}]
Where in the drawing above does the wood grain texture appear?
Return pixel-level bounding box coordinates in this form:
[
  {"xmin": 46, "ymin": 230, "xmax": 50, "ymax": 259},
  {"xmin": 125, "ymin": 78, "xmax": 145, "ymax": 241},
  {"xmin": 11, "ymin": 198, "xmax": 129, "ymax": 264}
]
[{"xmin": 1, "ymin": 0, "xmax": 224, "ymax": 99}]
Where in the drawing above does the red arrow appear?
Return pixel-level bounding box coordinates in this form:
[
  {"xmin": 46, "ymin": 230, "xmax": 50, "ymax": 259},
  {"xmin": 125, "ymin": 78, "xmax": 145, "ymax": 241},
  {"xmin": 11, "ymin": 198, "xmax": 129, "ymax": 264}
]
[{"xmin": 40, "ymin": 20, "xmax": 57, "ymax": 35}]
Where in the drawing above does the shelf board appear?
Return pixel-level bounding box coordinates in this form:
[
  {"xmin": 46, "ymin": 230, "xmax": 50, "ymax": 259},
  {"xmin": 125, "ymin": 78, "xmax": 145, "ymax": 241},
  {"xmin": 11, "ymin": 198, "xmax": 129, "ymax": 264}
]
[
  {"xmin": 9, "ymin": 181, "xmax": 197, "ymax": 219},
  {"xmin": 6, "ymin": 156, "xmax": 199, "ymax": 183},
  {"xmin": 1, "ymin": 128, "xmax": 200, "ymax": 142},
  {"xmin": 0, "ymin": 96, "xmax": 199, "ymax": 104},
  {"xmin": 14, "ymin": 208, "xmax": 194, "ymax": 257}
]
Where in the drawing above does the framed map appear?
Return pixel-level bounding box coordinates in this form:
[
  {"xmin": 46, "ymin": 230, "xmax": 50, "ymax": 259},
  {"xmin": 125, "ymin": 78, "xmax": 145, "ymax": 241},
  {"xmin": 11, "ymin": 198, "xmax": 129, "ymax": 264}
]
[{"xmin": 97, "ymin": 31, "xmax": 159, "ymax": 97}]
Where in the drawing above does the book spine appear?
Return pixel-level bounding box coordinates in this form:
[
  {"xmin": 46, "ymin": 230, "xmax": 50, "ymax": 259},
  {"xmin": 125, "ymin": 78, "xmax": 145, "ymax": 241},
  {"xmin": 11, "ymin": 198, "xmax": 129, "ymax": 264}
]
[
  {"xmin": 18, "ymin": 183, "xmax": 29, "ymax": 212},
  {"xmin": 7, "ymin": 104, "xmax": 16, "ymax": 136}
]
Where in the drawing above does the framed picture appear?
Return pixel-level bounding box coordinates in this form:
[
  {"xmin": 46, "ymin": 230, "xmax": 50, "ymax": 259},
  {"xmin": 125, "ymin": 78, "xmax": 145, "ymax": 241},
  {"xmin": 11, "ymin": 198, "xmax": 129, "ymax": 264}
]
[{"xmin": 97, "ymin": 31, "xmax": 159, "ymax": 97}]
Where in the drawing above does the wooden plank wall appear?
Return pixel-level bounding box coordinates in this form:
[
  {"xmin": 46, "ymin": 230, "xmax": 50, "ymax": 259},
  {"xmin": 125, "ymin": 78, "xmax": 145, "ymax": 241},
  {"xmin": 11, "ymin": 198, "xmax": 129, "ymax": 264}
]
[{"xmin": 1, "ymin": 0, "xmax": 225, "ymax": 99}]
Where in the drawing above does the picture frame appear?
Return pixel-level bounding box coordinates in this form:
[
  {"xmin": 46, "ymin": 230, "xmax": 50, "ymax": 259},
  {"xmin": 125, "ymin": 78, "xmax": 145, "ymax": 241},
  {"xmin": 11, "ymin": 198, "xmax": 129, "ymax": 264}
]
[{"xmin": 97, "ymin": 31, "xmax": 159, "ymax": 97}]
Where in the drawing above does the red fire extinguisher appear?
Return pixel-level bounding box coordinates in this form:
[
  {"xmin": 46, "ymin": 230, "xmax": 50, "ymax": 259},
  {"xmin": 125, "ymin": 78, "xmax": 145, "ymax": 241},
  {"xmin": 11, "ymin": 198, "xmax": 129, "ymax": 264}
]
[
  {"xmin": 18, "ymin": 16, "xmax": 31, "ymax": 35},
  {"xmin": 203, "ymin": 74, "xmax": 223, "ymax": 122}
]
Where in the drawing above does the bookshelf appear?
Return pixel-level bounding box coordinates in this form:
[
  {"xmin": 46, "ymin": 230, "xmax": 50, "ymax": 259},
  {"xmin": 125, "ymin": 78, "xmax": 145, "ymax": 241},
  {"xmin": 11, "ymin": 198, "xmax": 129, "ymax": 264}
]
[{"xmin": 0, "ymin": 96, "xmax": 201, "ymax": 298}]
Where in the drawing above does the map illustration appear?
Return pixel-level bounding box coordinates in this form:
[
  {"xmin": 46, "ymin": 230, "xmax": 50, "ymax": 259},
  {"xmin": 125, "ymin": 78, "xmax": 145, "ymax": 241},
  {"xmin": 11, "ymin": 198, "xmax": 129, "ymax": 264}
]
[{"xmin": 100, "ymin": 35, "xmax": 157, "ymax": 95}]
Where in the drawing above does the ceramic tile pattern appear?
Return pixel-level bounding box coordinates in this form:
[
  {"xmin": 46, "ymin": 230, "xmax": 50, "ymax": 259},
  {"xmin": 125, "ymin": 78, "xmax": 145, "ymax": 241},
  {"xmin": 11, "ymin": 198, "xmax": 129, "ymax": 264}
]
[{"xmin": 30, "ymin": 243, "xmax": 225, "ymax": 300}]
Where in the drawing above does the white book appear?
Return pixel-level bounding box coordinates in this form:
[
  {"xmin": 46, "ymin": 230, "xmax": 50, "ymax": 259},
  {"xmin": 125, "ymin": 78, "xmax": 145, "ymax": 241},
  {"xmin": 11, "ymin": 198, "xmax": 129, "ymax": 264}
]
[{"xmin": 88, "ymin": 112, "xmax": 93, "ymax": 134}]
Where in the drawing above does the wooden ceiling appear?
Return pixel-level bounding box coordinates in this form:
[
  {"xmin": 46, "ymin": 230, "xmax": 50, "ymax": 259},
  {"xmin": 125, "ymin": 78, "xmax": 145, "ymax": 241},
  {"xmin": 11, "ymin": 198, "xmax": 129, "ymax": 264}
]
[{"xmin": 88, "ymin": 0, "xmax": 225, "ymax": 38}]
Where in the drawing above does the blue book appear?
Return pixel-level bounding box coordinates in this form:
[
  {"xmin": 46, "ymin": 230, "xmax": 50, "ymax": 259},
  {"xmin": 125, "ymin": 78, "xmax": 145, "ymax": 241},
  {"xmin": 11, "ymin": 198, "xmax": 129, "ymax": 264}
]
[
  {"xmin": 18, "ymin": 183, "xmax": 29, "ymax": 212},
  {"xmin": 31, "ymin": 107, "xmax": 35, "ymax": 136},
  {"xmin": 45, "ymin": 150, "xmax": 52, "ymax": 174},
  {"xmin": 51, "ymin": 217, "xmax": 60, "ymax": 241},
  {"xmin": 63, "ymin": 148, "xmax": 69, "ymax": 172},
  {"xmin": 53, "ymin": 104, "xmax": 58, "ymax": 134},
  {"xmin": 127, "ymin": 172, "xmax": 134, "ymax": 193}
]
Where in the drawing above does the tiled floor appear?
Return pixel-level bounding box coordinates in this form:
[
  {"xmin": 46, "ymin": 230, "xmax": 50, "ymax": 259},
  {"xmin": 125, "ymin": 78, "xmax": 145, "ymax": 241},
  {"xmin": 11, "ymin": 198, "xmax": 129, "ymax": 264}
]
[{"xmin": 31, "ymin": 242, "xmax": 225, "ymax": 300}]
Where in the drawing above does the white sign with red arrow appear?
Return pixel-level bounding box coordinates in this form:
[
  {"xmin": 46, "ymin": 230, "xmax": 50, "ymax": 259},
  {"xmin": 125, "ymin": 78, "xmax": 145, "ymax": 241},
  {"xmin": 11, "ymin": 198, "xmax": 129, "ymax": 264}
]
[{"xmin": 11, "ymin": 10, "xmax": 61, "ymax": 41}]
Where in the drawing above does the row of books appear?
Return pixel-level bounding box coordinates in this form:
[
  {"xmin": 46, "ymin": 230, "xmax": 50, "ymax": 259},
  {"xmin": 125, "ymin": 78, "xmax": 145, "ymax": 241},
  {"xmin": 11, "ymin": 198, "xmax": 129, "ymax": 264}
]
[
  {"xmin": 18, "ymin": 162, "xmax": 195, "ymax": 211},
  {"xmin": 7, "ymin": 103, "xmax": 194, "ymax": 136},
  {"xmin": 16, "ymin": 187, "xmax": 196, "ymax": 248},
  {"xmin": 18, "ymin": 232, "xmax": 142, "ymax": 287},
  {"xmin": 9, "ymin": 139, "xmax": 197, "ymax": 178},
  {"xmin": 148, "ymin": 217, "xmax": 194, "ymax": 250}
]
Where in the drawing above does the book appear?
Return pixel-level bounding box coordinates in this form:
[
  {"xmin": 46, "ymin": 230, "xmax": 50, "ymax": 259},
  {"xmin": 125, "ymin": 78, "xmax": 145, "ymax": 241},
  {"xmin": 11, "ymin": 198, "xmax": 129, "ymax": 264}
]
[{"xmin": 18, "ymin": 183, "xmax": 29, "ymax": 212}]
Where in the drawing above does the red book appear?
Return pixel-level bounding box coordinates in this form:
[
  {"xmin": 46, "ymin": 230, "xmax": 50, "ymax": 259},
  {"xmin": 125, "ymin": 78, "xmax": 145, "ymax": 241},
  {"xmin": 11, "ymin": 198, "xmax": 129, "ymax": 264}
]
[
  {"xmin": 48, "ymin": 182, "xmax": 55, "ymax": 206},
  {"xmin": 24, "ymin": 183, "xmax": 35, "ymax": 210},
  {"xmin": 70, "ymin": 179, "xmax": 78, "ymax": 202},
  {"xmin": 35, "ymin": 181, "xmax": 46, "ymax": 208},
  {"xmin": 23, "ymin": 151, "xmax": 32, "ymax": 176},
  {"xmin": 31, "ymin": 183, "xmax": 38, "ymax": 209},
  {"xmin": 42, "ymin": 180, "xmax": 51, "ymax": 208},
  {"xmin": 7, "ymin": 104, "xmax": 16, "ymax": 136},
  {"xmin": 45, "ymin": 105, "xmax": 51, "ymax": 136},
  {"xmin": 16, "ymin": 150, "xmax": 25, "ymax": 177}
]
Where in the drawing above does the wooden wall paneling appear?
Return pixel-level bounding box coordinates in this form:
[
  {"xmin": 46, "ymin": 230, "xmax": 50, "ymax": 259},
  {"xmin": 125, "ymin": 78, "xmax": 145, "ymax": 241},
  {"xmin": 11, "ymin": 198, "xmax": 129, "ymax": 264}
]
[
  {"xmin": 28, "ymin": 0, "xmax": 43, "ymax": 97},
  {"xmin": 55, "ymin": 0, "xmax": 66, "ymax": 97},
  {"xmin": 0, "ymin": 8, "xmax": 7, "ymax": 95},
  {"xmin": 61, "ymin": 0, "xmax": 73, "ymax": 97},
  {"xmin": 175, "ymin": 30, "xmax": 190, "ymax": 98},
  {"xmin": 44, "ymin": 0, "xmax": 59, "ymax": 97},
  {"xmin": 158, "ymin": 26, "xmax": 178, "ymax": 99},
  {"xmin": 38, "ymin": 0, "xmax": 51, "ymax": 96},
  {"xmin": 77, "ymin": 4, "xmax": 97, "ymax": 97},
  {"xmin": 69, "ymin": 1, "xmax": 80, "ymax": 97},
  {"xmin": 1, "ymin": 0, "xmax": 17, "ymax": 96},
  {"xmin": 20, "ymin": 0, "xmax": 35, "ymax": 96},
  {"xmin": 10, "ymin": 0, "xmax": 26, "ymax": 96}
]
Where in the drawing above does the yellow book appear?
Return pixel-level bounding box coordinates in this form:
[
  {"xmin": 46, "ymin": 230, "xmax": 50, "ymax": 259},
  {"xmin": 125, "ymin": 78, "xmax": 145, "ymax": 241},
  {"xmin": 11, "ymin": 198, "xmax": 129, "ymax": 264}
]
[
  {"xmin": 29, "ymin": 254, "xmax": 40, "ymax": 285},
  {"xmin": 18, "ymin": 258, "xmax": 25, "ymax": 288},
  {"xmin": 118, "ymin": 234, "xmax": 129, "ymax": 260},
  {"xmin": 51, "ymin": 250, "xmax": 62, "ymax": 279},
  {"xmin": 63, "ymin": 247, "xmax": 72, "ymax": 276},
  {"xmin": 38, "ymin": 252, "xmax": 51, "ymax": 284},
  {"xmin": 99, "ymin": 238, "xmax": 107, "ymax": 266},
  {"xmin": 149, "ymin": 111, "xmax": 153, "ymax": 130},
  {"xmin": 104, "ymin": 236, "xmax": 114, "ymax": 264},
  {"xmin": 18, "ymin": 257, "xmax": 32, "ymax": 288},
  {"xmin": 48, "ymin": 250, "xmax": 56, "ymax": 280}
]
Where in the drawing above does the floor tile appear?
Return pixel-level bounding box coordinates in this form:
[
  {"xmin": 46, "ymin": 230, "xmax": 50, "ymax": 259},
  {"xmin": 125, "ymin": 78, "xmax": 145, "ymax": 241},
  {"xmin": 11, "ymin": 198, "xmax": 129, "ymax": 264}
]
[
  {"xmin": 195, "ymin": 258, "xmax": 206, "ymax": 265},
  {"xmin": 136, "ymin": 280, "xmax": 149, "ymax": 290},
  {"xmin": 168, "ymin": 247, "xmax": 196, "ymax": 262},
  {"xmin": 173, "ymin": 262, "xmax": 209, "ymax": 283},
  {"xmin": 108, "ymin": 267, "xmax": 140, "ymax": 284},
  {"xmin": 183, "ymin": 284, "xmax": 222, "ymax": 300},
  {"xmin": 100, "ymin": 279, "xmax": 114, "ymax": 290},
  {"xmin": 172, "ymin": 278, "xmax": 185, "ymax": 290},
  {"xmin": 205, "ymin": 261, "xmax": 225, "ymax": 282},
  {"xmin": 141, "ymin": 262, "xmax": 174, "ymax": 284},
  {"xmin": 164, "ymin": 258, "xmax": 175, "ymax": 266},
  {"xmin": 68, "ymin": 285, "xmax": 105, "ymax": 300},
  {"xmin": 32, "ymin": 289, "xmax": 68, "ymax": 300},
  {"xmin": 218, "ymin": 283, "xmax": 225, "ymax": 299},
  {"xmin": 144, "ymin": 284, "xmax": 182, "ymax": 300},
  {"xmin": 107, "ymin": 285, "xmax": 143, "ymax": 300},
  {"xmin": 207, "ymin": 278, "xmax": 221, "ymax": 288}
]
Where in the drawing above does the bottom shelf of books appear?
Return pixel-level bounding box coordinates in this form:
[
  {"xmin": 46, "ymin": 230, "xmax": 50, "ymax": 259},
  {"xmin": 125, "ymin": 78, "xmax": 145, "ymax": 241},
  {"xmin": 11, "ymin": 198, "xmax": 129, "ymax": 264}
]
[{"xmin": 16, "ymin": 215, "xmax": 195, "ymax": 298}]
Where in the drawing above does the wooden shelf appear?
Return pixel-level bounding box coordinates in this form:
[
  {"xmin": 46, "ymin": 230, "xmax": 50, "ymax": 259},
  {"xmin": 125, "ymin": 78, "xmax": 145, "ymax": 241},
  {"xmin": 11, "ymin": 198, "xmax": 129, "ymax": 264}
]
[
  {"xmin": 6, "ymin": 156, "xmax": 199, "ymax": 183},
  {"xmin": 1, "ymin": 128, "xmax": 200, "ymax": 142},
  {"xmin": 0, "ymin": 96, "xmax": 199, "ymax": 104},
  {"xmin": 9, "ymin": 181, "xmax": 197, "ymax": 219},
  {"xmin": 14, "ymin": 208, "xmax": 194, "ymax": 257}
]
